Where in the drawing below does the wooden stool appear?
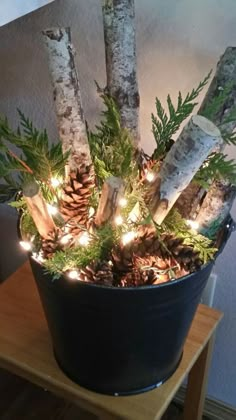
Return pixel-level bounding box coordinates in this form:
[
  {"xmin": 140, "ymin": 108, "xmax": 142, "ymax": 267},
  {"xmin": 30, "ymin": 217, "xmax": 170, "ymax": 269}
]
[{"xmin": 0, "ymin": 263, "xmax": 222, "ymax": 420}]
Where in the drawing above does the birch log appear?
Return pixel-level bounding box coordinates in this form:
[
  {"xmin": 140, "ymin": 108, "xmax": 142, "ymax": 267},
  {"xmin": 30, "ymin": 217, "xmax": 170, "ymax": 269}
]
[
  {"xmin": 95, "ymin": 176, "xmax": 124, "ymax": 226},
  {"xmin": 43, "ymin": 28, "xmax": 91, "ymax": 172},
  {"xmin": 199, "ymin": 47, "xmax": 236, "ymax": 132},
  {"xmin": 102, "ymin": 0, "xmax": 140, "ymax": 145},
  {"xmin": 175, "ymin": 47, "xmax": 236, "ymax": 218},
  {"xmin": 23, "ymin": 181, "xmax": 56, "ymax": 239},
  {"xmin": 196, "ymin": 180, "xmax": 236, "ymax": 235},
  {"xmin": 149, "ymin": 115, "xmax": 223, "ymax": 224}
]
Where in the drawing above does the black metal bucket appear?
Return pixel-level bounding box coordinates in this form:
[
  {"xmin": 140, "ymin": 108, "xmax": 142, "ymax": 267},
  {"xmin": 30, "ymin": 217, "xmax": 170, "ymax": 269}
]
[{"xmin": 29, "ymin": 220, "xmax": 234, "ymax": 396}]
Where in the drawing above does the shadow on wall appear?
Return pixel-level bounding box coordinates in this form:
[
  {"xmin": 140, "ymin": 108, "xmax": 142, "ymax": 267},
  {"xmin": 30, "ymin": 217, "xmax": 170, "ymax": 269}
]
[{"xmin": 0, "ymin": 205, "xmax": 26, "ymax": 282}]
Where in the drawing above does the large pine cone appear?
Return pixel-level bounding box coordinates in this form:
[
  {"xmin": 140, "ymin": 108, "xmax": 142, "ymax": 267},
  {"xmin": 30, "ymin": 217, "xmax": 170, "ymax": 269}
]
[
  {"xmin": 60, "ymin": 164, "xmax": 95, "ymax": 235},
  {"xmin": 80, "ymin": 261, "xmax": 114, "ymax": 286},
  {"xmin": 112, "ymin": 227, "xmax": 201, "ymax": 276}
]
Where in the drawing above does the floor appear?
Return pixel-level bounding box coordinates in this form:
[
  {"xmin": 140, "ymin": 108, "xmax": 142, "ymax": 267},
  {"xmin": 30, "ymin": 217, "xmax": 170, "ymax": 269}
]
[{"xmin": 0, "ymin": 368, "xmax": 210, "ymax": 420}]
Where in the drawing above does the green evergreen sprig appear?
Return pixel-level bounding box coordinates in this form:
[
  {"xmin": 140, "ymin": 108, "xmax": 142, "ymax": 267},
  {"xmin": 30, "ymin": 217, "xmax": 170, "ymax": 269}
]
[
  {"xmin": 44, "ymin": 224, "xmax": 118, "ymax": 280},
  {"xmin": 160, "ymin": 209, "xmax": 218, "ymax": 263},
  {"xmin": 0, "ymin": 111, "xmax": 69, "ymax": 202},
  {"xmin": 88, "ymin": 93, "xmax": 138, "ymax": 187},
  {"xmin": 195, "ymin": 153, "xmax": 236, "ymax": 188},
  {"xmin": 151, "ymin": 71, "xmax": 212, "ymax": 160}
]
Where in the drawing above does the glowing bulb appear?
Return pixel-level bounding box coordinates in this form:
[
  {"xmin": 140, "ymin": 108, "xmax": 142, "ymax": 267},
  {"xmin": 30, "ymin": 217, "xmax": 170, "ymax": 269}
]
[
  {"xmin": 122, "ymin": 231, "xmax": 136, "ymax": 246},
  {"xmin": 88, "ymin": 207, "xmax": 95, "ymax": 218},
  {"xmin": 60, "ymin": 234, "xmax": 72, "ymax": 245},
  {"xmin": 20, "ymin": 241, "xmax": 32, "ymax": 251},
  {"xmin": 115, "ymin": 215, "xmax": 123, "ymax": 226},
  {"xmin": 119, "ymin": 198, "xmax": 127, "ymax": 208},
  {"xmin": 108, "ymin": 260, "xmax": 113, "ymax": 266},
  {"xmin": 68, "ymin": 270, "xmax": 79, "ymax": 280},
  {"xmin": 47, "ymin": 204, "xmax": 58, "ymax": 216},
  {"xmin": 32, "ymin": 251, "xmax": 45, "ymax": 264},
  {"xmin": 78, "ymin": 232, "xmax": 90, "ymax": 246},
  {"xmin": 146, "ymin": 171, "xmax": 155, "ymax": 182},
  {"xmin": 186, "ymin": 220, "xmax": 199, "ymax": 230},
  {"xmin": 51, "ymin": 177, "xmax": 61, "ymax": 188}
]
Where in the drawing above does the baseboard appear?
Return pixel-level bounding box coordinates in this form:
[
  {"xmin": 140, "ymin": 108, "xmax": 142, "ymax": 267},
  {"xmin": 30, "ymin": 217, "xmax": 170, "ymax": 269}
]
[{"xmin": 174, "ymin": 386, "xmax": 236, "ymax": 420}]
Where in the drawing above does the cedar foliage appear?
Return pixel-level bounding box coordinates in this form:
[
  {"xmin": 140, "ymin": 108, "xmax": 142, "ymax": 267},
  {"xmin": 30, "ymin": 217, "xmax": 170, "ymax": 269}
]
[
  {"xmin": 151, "ymin": 71, "xmax": 212, "ymax": 160},
  {"xmin": 0, "ymin": 110, "xmax": 69, "ymax": 202}
]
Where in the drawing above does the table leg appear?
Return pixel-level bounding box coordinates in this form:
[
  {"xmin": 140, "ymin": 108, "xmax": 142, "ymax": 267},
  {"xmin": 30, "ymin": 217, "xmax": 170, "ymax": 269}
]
[{"xmin": 183, "ymin": 332, "xmax": 215, "ymax": 420}]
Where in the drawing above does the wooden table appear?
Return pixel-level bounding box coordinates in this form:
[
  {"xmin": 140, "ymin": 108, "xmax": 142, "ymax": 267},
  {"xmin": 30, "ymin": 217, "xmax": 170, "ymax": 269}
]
[{"xmin": 0, "ymin": 263, "xmax": 223, "ymax": 420}]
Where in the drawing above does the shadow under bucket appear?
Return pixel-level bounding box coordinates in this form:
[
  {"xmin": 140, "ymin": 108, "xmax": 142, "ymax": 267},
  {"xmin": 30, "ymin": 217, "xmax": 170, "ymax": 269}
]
[{"xmin": 29, "ymin": 219, "xmax": 234, "ymax": 396}]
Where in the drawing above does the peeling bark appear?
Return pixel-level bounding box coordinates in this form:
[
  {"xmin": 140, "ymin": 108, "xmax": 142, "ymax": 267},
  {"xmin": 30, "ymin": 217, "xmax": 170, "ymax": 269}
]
[
  {"xmin": 149, "ymin": 115, "xmax": 223, "ymax": 224},
  {"xmin": 102, "ymin": 0, "xmax": 140, "ymax": 145},
  {"xmin": 23, "ymin": 181, "xmax": 56, "ymax": 239},
  {"xmin": 43, "ymin": 27, "xmax": 91, "ymax": 172},
  {"xmin": 196, "ymin": 180, "xmax": 236, "ymax": 235},
  {"xmin": 95, "ymin": 176, "xmax": 124, "ymax": 226}
]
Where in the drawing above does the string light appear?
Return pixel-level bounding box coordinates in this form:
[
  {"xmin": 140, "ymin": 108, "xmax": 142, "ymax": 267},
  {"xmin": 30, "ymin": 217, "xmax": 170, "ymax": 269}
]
[
  {"xmin": 78, "ymin": 231, "xmax": 90, "ymax": 246},
  {"xmin": 47, "ymin": 203, "xmax": 58, "ymax": 216},
  {"xmin": 115, "ymin": 215, "xmax": 123, "ymax": 226},
  {"xmin": 32, "ymin": 251, "xmax": 45, "ymax": 264},
  {"xmin": 146, "ymin": 171, "xmax": 155, "ymax": 182},
  {"xmin": 122, "ymin": 231, "xmax": 136, "ymax": 246},
  {"xmin": 88, "ymin": 207, "xmax": 95, "ymax": 218},
  {"xmin": 186, "ymin": 220, "xmax": 199, "ymax": 230},
  {"xmin": 68, "ymin": 270, "xmax": 79, "ymax": 280},
  {"xmin": 51, "ymin": 177, "xmax": 61, "ymax": 188},
  {"xmin": 119, "ymin": 197, "xmax": 127, "ymax": 208},
  {"xmin": 20, "ymin": 241, "xmax": 32, "ymax": 251},
  {"xmin": 60, "ymin": 234, "xmax": 72, "ymax": 245}
]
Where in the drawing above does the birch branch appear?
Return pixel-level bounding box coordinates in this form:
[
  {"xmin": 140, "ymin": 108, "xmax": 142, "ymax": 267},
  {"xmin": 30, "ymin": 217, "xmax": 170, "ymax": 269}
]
[
  {"xmin": 196, "ymin": 180, "xmax": 236, "ymax": 235},
  {"xmin": 23, "ymin": 181, "xmax": 56, "ymax": 239},
  {"xmin": 102, "ymin": 0, "xmax": 140, "ymax": 145},
  {"xmin": 175, "ymin": 47, "xmax": 236, "ymax": 218},
  {"xmin": 43, "ymin": 27, "xmax": 92, "ymax": 172},
  {"xmin": 148, "ymin": 115, "xmax": 223, "ymax": 224},
  {"xmin": 95, "ymin": 176, "xmax": 124, "ymax": 226}
]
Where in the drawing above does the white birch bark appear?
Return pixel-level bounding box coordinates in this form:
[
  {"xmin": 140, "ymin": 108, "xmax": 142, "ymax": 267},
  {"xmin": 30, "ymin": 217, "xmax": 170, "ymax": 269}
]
[
  {"xmin": 199, "ymin": 47, "xmax": 236, "ymax": 133},
  {"xmin": 149, "ymin": 115, "xmax": 223, "ymax": 224},
  {"xmin": 95, "ymin": 176, "xmax": 124, "ymax": 226},
  {"xmin": 102, "ymin": 0, "xmax": 140, "ymax": 145},
  {"xmin": 23, "ymin": 181, "xmax": 56, "ymax": 239},
  {"xmin": 43, "ymin": 27, "xmax": 91, "ymax": 172},
  {"xmin": 196, "ymin": 180, "xmax": 236, "ymax": 235},
  {"xmin": 175, "ymin": 47, "xmax": 236, "ymax": 218}
]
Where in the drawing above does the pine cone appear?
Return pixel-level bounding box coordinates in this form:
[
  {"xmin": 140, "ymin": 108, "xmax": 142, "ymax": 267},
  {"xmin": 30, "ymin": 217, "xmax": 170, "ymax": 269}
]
[
  {"xmin": 41, "ymin": 229, "xmax": 62, "ymax": 258},
  {"xmin": 112, "ymin": 227, "xmax": 201, "ymax": 278},
  {"xmin": 60, "ymin": 164, "xmax": 95, "ymax": 235},
  {"xmin": 80, "ymin": 261, "xmax": 114, "ymax": 286}
]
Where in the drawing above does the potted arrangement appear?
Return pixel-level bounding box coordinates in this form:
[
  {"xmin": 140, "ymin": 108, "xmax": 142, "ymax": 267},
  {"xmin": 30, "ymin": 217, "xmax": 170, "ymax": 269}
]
[{"xmin": 0, "ymin": 0, "xmax": 236, "ymax": 396}]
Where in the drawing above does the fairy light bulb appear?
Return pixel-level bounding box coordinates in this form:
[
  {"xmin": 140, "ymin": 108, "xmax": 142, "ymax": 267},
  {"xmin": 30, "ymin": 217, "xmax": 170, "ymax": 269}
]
[
  {"xmin": 119, "ymin": 197, "xmax": 127, "ymax": 208},
  {"xmin": 20, "ymin": 241, "xmax": 32, "ymax": 251},
  {"xmin": 47, "ymin": 203, "xmax": 58, "ymax": 216},
  {"xmin": 122, "ymin": 231, "xmax": 136, "ymax": 246},
  {"xmin": 60, "ymin": 234, "xmax": 72, "ymax": 245},
  {"xmin": 146, "ymin": 171, "xmax": 155, "ymax": 182},
  {"xmin": 115, "ymin": 215, "xmax": 123, "ymax": 226},
  {"xmin": 68, "ymin": 270, "xmax": 79, "ymax": 280},
  {"xmin": 78, "ymin": 231, "xmax": 90, "ymax": 246},
  {"xmin": 51, "ymin": 177, "xmax": 61, "ymax": 188},
  {"xmin": 186, "ymin": 220, "xmax": 199, "ymax": 230}
]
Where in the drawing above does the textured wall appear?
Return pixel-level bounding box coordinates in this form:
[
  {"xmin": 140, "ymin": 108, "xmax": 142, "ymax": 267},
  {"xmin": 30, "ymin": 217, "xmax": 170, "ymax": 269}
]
[{"xmin": 0, "ymin": 0, "xmax": 236, "ymax": 406}]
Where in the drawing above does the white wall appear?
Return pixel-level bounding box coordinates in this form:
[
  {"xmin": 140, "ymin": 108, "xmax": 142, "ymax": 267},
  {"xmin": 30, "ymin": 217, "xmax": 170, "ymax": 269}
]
[{"xmin": 0, "ymin": 0, "xmax": 235, "ymax": 406}]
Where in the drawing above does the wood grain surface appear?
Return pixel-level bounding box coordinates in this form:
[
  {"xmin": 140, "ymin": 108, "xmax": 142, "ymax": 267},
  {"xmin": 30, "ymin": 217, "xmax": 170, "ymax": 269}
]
[{"xmin": 0, "ymin": 263, "xmax": 223, "ymax": 420}]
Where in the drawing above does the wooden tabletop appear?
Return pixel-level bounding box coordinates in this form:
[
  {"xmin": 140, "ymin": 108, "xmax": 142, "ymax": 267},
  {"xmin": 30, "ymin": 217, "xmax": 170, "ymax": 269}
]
[{"xmin": 0, "ymin": 262, "xmax": 223, "ymax": 420}]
